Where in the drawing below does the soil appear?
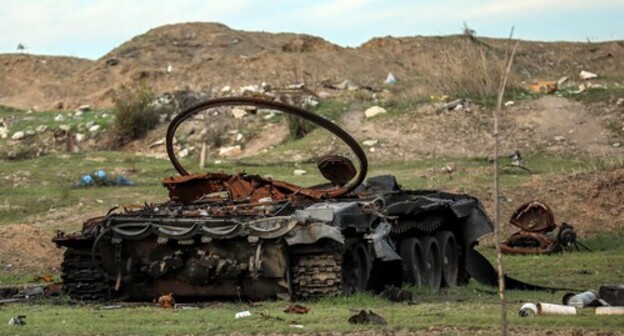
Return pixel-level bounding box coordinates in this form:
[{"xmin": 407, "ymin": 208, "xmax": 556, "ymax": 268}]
[
  {"xmin": 1, "ymin": 22, "xmax": 623, "ymax": 110},
  {"xmin": 0, "ymin": 224, "xmax": 61, "ymax": 276}
]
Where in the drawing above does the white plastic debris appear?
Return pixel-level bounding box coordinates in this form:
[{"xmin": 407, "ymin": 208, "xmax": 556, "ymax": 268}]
[
  {"xmin": 235, "ymin": 310, "xmax": 252, "ymax": 319},
  {"xmin": 596, "ymin": 307, "xmax": 624, "ymax": 315},
  {"xmin": 519, "ymin": 303, "xmax": 537, "ymax": 317},
  {"xmin": 536, "ymin": 303, "xmax": 576, "ymax": 315},
  {"xmin": 293, "ymin": 169, "xmax": 307, "ymax": 176},
  {"xmin": 580, "ymin": 70, "xmax": 598, "ymax": 80}
]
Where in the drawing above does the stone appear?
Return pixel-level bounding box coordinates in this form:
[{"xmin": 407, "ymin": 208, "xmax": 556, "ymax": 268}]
[
  {"xmin": 54, "ymin": 114, "xmax": 65, "ymax": 122},
  {"xmin": 86, "ymin": 121, "xmax": 95, "ymax": 129},
  {"xmin": 235, "ymin": 133, "xmax": 244, "ymax": 142},
  {"xmin": 369, "ymin": 147, "xmax": 376, "ymax": 153},
  {"xmin": 24, "ymin": 130, "xmax": 35, "ymax": 137},
  {"xmin": 616, "ymin": 98, "xmax": 624, "ymax": 106},
  {"xmin": 149, "ymin": 138, "xmax": 165, "ymax": 148},
  {"xmin": 293, "ymin": 169, "xmax": 307, "ymax": 176},
  {"xmin": 231, "ymin": 108, "xmax": 248, "ymax": 119},
  {"xmin": 218, "ymin": 145, "xmax": 241, "ymax": 157},
  {"xmin": 89, "ymin": 125, "xmax": 101, "ymax": 132},
  {"xmin": 36, "ymin": 125, "xmax": 47, "ymax": 133},
  {"xmin": 613, "ymin": 142, "xmax": 621, "ymax": 148},
  {"xmin": 362, "ymin": 139, "xmax": 378, "ymax": 147},
  {"xmin": 77, "ymin": 105, "xmax": 91, "ymax": 112},
  {"xmin": 221, "ymin": 85, "xmax": 231, "ymax": 93},
  {"xmin": 178, "ymin": 148, "xmax": 190, "ymax": 158},
  {"xmin": 557, "ymin": 76, "xmax": 569, "ymax": 86},
  {"xmin": 365, "ymin": 106, "xmax": 387, "ymax": 118},
  {"xmin": 554, "ymin": 136, "xmax": 566, "ymax": 142},
  {"xmin": 504, "ymin": 101, "xmax": 515, "ymax": 107},
  {"xmin": 453, "ymin": 104, "xmax": 464, "ymax": 111},
  {"xmin": 59, "ymin": 124, "xmax": 71, "ymax": 132},
  {"xmin": 75, "ymin": 133, "xmax": 87, "ymax": 142},
  {"xmin": 579, "ymin": 70, "xmax": 598, "ymax": 80},
  {"xmin": 11, "ymin": 131, "xmax": 25, "ymax": 140}
]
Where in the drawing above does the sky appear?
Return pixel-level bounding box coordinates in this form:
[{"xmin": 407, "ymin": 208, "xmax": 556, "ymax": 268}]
[{"xmin": 1, "ymin": 0, "xmax": 623, "ymax": 60}]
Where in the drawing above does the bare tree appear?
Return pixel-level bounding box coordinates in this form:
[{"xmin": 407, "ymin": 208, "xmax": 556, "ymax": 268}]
[
  {"xmin": 17, "ymin": 43, "xmax": 26, "ymax": 51},
  {"xmin": 493, "ymin": 27, "xmax": 518, "ymax": 336}
]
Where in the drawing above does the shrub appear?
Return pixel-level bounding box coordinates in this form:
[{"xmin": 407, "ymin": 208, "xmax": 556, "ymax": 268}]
[
  {"xmin": 426, "ymin": 38, "xmax": 520, "ymax": 104},
  {"xmin": 111, "ymin": 83, "xmax": 160, "ymax": 146}
]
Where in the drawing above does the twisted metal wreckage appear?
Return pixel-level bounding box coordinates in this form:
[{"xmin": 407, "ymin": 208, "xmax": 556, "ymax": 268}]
[{"xmin": 53, "ymin": 97, "xmax": 557, "ymax": 302}]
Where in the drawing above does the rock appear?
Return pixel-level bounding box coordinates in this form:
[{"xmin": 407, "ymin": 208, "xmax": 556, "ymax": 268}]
[
  {"xmin": 74, "ymin": 110, "xmax": 83, "ymax": 117},
  {"xmin": 149, "ymin": 138, "xmax": 165, "ymax": 148},
  {"xmin": 613, "ymin": 142, "xmax": 621, "ymax": 148},
  {"xmin": 504, "ymin": 101, "xmax": 515, "ymax": 107},
  {"xmin": 89, "ymin": 125, "xmax": 101, "ymax": 132},
  {"xmin": 557, "ymin": 76, "xmax": 569, "ymax": 86},
  {"xmin": 616, "ymin": 98, "xmax": 624, "ymax": 106},
  {"xmin": 75, "ymin": 133, "xmax": 87, "ymax": 142},
  {"xmin": 105, "ymin": 58, "xmax": 119, "ymax": 66},
  {"xmin": 441, "ymin": 99, "xmax": 463, "ymax": 111},
  {"xmin": 580, "ymin": 70, "xmax": 598, "ymax": 80},
  {"xmin": 231, "ymin": 108, "xmax": 248, "ymax": 119},
  {"xmin": 262, "ymin": 112, "xmax": 276, "ymax": 120},
  {"xmin": 235, "ymin": 133, "xmax": 244, "ymax": 142},
  {"xmin": 54, "ymin": 114, "xmax": 65, "ymax": 122},
  {"xmin": 554, "ymin": 136, "xmax": 566, "ymax": 142},
  {"xmin": 335, "ymin": 80, "xmax": 360, "ymax": 91},
  {"xmin": 11, "ymin": 131, "xmax": 25, "ymax": 140},
  {"xmin": 221, "ymin": 85, "xmax": 231, "ymax": 93},
  {"xmin": 364, "ymin": 106, "xmax": 387, "ymax": 118},
  {"xmin": 218, "ymin": 145, "xmax": 241, "ymax": 157},
  {"xmin": 453, "ymin": 104, "xmax": 464, "ymax": 111},
  {"xmin": 362, "ymin": 139, "xmax": 378, "ymax": 147},
  {"xmin": 59, "ymin": 124, "xmax": 71, "ymax": 132},
  {"xmin": 36, "ymin": 125, "xmax": 47, "ymax": 133},
  {"xmin": 293, "ymin": 169, "xmax": 307, "ymax": 176},
  {"xmin": 24, "ymin": 130, "xmax": 35, "ymax": 137},
  {"xmin": 178, "ymin": 148, "xmax": 190, "ymax": 158},
  {"xmin": 101, "ymin": 113, "xmax": 109, "ymax": 119},
  {"xmin": 77, "ymin": 105, "xmax": 91, "ymax": 112},
  {"xmin": 369, "ymin": 147, "xmax": 376, "ymax": 153},
  {"xmin": 85, "ymin": 121, "xmax": 95, "ymax": 129}
]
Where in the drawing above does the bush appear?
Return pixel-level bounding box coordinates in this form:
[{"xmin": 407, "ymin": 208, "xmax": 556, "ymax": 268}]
[
  {"xmin": 111, "ymin": 83, "xmax": 160, "ymax": 146},
  {"xmin": 426, "ymin": 38, "xmax": 519, "ymax": 104},
  {"xmin": 286, "ymin": 114, "xmax": 316, "ymax": 140}
]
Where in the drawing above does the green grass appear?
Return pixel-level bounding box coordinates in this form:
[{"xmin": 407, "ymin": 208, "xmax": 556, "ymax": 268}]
[
  {"xmin": 561, "ymin": 86, "xmax": 624, "ymax": 104},
  {"xmin": 1, "ymin": 278, "xmax": 623, "ymax": 335}
]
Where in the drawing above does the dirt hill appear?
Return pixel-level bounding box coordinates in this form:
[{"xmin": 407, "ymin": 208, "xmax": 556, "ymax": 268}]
[{"xmin": 1, "ymin": 22, "xmax": 624, "ymax": 110}]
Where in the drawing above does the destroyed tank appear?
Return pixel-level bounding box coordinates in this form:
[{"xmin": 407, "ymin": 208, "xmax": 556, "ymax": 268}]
[{"xmin": 53, "ymin": 97, "xmax": 499, "ymax": 301}]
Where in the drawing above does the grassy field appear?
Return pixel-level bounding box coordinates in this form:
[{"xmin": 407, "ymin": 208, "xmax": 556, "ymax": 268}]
[{"xmin": 1, "ymin": 150, "xmax": 623, "ymax": 334}]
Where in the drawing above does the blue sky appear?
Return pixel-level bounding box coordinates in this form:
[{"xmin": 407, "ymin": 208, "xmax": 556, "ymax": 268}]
[{"xmin": 1, "ymin": 0, "xmax": 622, "ymax": 60}]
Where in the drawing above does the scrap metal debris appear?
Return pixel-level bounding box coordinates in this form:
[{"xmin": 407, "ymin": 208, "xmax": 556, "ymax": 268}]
[
  {"xmin": 283, "ymin": 304, "xmax": 310, "ymax": 314},
  {"xmin": 348, "ymin": 310, "xmax": 387, "ymax": 325},
  {"xmin": 600, "ymin": 285, "xmax": 624, "ymax": 306},
  {"xmin": 501, "ymin": 201, "xmax": 590, "ymax": 255},
  {"xmin": 157, "ymin": 293, "xmax": 175, "ymax": 309},
  {"xmin": 8, "ymin": 316, "xmax": 26, "ymax": 326}
]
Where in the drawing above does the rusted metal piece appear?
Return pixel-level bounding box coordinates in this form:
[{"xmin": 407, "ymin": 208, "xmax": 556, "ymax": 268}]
[
  {"xmin": 165, "ymin": 97, "xmax": 368, "ymax": 199},
  {"xmin": 502, "ymin": 201, "xmax": 585, "ymax": 255},
  {"xmin": 509, "ymin": 200, "xmax": 556, "ymax": 232}
]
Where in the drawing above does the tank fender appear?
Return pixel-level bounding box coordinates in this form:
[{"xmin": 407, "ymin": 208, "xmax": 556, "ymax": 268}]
[
  {"xmin": 460, "ymin": 205, "xmax": 495, "ymax": 246},
  {"xmin": 285, "ymin": 222, "xmax": 345, "ymax": 246},
  {"xmin": 450, "ymin": 198, "xmax": 477, "ymax": 218},
  {"xmin": 363, "ymin": 221, "xmax": 401, "ymax": 261}
]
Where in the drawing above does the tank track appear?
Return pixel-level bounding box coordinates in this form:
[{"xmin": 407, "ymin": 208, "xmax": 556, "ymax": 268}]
[
  {"xmin": 291, "ymin": 251, "xmax": 342, "ymax": 299},
  {"xmin": 391, "ymin": 214, "xmax": 445, "ymax": 235},
  {"xmin": 61, "ymin": 248, "xmax": 112, "ymax": 301}
]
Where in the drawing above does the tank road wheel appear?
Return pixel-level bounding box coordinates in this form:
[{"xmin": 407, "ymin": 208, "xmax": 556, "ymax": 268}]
[
  {"xmin": 421, "ymin": 237, "xmax": 442, "ymax": 292},
  {"xmin": 435, "ymin": 231, "xmax": 459, "ymax": 287},
  {"xmin": 341, "ymin": 243, "xmax": 371, "ymax": 294},
  {"xmin": 399, "ymin": 237, "xmax": 425, "ymax": 287}
]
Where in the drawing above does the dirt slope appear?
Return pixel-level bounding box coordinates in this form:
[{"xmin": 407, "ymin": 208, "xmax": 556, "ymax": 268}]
[{"xmin": 1, "ymin": 22, "xmax": 623, "ymax": 110}]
